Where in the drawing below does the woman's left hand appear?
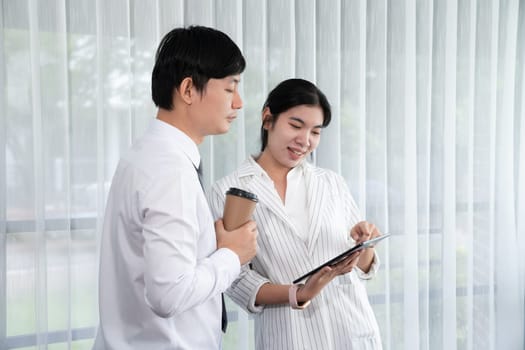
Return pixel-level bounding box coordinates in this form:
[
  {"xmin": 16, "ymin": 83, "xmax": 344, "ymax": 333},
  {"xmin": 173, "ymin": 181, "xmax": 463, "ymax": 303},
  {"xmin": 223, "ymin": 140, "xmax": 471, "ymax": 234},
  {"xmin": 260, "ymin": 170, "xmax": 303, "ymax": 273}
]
[{"xmin": 297, "ymin": 251, "xmax": 361, "ymax": 303}]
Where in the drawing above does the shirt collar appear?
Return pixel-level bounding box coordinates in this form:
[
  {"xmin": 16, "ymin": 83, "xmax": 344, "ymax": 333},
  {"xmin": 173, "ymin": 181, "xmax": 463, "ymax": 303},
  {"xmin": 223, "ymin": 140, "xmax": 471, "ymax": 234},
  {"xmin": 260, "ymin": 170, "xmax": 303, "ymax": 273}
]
[
  {"xmin": 286, "ymin": 163, "xmax": 304, "ymax": 181},
  {"xmin": 241, "ymin": 155, "xmax": 309, "ymax": 180},
  {"xmin": 149, "ymin": 118, "xmax": 201, "ymax": 168}
]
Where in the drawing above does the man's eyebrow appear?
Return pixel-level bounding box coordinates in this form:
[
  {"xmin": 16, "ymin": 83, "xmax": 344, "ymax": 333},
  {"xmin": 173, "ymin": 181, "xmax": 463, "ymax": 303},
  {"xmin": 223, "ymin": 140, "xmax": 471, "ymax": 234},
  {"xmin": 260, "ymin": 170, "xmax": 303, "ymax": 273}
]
[{"xmin": 231, "ymin": 77, "xmax": 241, "ymax": 84}]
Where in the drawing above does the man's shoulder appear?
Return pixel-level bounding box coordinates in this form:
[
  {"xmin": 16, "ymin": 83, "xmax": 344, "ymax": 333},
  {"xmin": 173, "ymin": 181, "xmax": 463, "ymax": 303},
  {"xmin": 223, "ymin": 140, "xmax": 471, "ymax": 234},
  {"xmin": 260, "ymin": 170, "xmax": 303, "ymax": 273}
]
[{"xmin": 122, "ymin": 136, "xmax": 190, "ymax": 178}]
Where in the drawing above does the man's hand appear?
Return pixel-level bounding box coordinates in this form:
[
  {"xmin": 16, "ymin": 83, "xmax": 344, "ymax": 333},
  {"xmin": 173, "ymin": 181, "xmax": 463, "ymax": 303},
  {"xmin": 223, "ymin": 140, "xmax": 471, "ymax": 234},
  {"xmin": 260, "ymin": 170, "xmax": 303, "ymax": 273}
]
[{"xmin": 215, "ymin": 219, "xmax": 257, "ymax": 265}]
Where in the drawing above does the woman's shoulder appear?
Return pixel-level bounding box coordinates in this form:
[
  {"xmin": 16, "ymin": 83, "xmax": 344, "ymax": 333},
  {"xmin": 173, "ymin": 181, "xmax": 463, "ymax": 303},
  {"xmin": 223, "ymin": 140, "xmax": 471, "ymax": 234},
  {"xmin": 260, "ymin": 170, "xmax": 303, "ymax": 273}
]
[
  {"xmin": 304, "ymin": 162, "xmax": 345, "ymax": 182},
  {"xmin": 303, "ymin": 163, "xmax": 351, "ymax": 197},
  {"xmin": 211, "ymin": 158, "xmax": 255, "ymax": 193}
]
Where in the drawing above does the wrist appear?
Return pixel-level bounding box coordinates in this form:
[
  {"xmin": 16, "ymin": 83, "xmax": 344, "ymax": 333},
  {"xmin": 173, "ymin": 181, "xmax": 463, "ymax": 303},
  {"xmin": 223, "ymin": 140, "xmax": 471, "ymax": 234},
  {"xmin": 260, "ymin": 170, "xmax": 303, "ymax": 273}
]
[
  {"xmin": 295, "ymin": 284, "xmax": 308, "ymax": 303},
  {"xmin": 289, "ymin": 284, "xmax": 311, "ymax": 310}
]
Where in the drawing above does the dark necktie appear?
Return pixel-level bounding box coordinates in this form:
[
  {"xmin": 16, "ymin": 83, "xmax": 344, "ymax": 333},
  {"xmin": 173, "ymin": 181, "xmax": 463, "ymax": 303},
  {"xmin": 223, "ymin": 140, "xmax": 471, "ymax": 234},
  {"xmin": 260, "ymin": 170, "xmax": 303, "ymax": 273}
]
[
  {"xmin": 195, "ymin": 162, "xmax": 228, "ymax": 333},
  {"xmin": 195, "ymin": 163, "xmax": 205, "ymax": 191}
]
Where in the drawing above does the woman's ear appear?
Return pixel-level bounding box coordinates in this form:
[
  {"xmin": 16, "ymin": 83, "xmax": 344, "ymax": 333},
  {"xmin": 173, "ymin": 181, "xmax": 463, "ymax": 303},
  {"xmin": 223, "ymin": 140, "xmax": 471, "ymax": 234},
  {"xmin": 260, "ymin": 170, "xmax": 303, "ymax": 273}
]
[
  {"xmin": 177, "ymin": 77, "xmax": 194, "ymax": 105},
  {"xmin": 262, "ymin": 107, "xmax": 272, "ymax": 130}
]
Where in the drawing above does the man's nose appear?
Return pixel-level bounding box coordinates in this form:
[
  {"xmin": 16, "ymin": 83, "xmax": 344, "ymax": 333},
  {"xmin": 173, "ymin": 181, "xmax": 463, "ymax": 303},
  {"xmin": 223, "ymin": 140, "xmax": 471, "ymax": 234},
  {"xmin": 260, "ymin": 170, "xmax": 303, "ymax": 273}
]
[{"xmin": 232, "ymin": 91, "xmax": 243, "ymax": 109}]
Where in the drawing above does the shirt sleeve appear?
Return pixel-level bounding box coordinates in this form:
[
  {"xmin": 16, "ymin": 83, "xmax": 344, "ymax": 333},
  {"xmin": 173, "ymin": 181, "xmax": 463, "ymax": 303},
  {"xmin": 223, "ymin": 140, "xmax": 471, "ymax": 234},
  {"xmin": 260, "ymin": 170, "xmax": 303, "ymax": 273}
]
[
  {"xmin": 140, "ymin": 169, "xmax": 240, "ymax": 318},
  {"xmin": 208, "ymin": 182, "xmax": 270, "ymax": 314},
  {"xmin": 227, "ymin": 265, "xmax": 269, "ymax": 314},
  {"xmin": 355, "ymin": 250, "xmax": 380, "ymax": 280}
]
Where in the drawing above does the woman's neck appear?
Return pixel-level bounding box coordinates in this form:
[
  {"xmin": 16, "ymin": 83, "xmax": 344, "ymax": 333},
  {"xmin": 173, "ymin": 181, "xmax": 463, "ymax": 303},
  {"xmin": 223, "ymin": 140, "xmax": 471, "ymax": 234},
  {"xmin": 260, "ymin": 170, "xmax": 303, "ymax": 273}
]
[
  {"xmin": 256, "ymin": 152, "xmax": 290, "ymax": 180},
  {"xmin": 255, "ymin": 152, "xmax": 292, "ymax": 203}
]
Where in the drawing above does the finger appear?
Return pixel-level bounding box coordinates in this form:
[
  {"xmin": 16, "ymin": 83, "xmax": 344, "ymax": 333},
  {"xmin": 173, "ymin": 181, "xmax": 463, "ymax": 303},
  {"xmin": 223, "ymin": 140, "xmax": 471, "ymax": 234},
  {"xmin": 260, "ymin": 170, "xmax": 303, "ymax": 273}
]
[
  {"xmin": 335, "ymin": 259, "xmax": 357, "ymax": 276},
  {"xmin": 240, "ymin": 220, "xmax": 257, "ymax": 231},
  {"xmin": 367, "ymin": 222, "xmax": 377, "ymax": 237},
  {"xmin": 372, "ymin": 225, "xmax": 382, "ymax": 238},
  {"xmin": 363, "ymin": 222, "xmax": 373, "ymax": 237},
  {"xmin": 341, "ymin": 263, "xmax": 357, "ymax": 274},
  {"xmin": 351, "ymin": 222, "xmax": 365, "ymax": 240},
  {"xmin": 349, "ymin": 254, "xmax": 360, "ymax": 267},
  {"xmin": 333, "ymin": 252, "xmax": 360, "ymax": 272},
  {"xmin": 346, "ymin": 251, "xmax": 360, "ymax": 265},
  {"xmin": 355, "ymin": 221, "xmax": 372, "ymax": 242},
  {"xmin": 214, "ymin": 219, "xmax": 226, "ymax": 235},
  {"xmin": 341, "ymin": 253, "xmax": 359, "ymax": 269},
  {"xmin": 311, "ymin": 266, "xmax": 332, "ymax": 280},
  {"xmin": 307, "ymin": 266, "xmax": 333, "ymax": 286}
]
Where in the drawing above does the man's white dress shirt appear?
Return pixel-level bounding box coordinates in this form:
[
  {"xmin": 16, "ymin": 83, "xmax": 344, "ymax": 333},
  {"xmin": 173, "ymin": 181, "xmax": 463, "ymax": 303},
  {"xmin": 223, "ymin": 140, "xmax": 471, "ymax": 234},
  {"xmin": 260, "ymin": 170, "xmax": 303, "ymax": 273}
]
[{"xmin": 92, "ymin": 119, "xmax": 240, "ymax": 350}]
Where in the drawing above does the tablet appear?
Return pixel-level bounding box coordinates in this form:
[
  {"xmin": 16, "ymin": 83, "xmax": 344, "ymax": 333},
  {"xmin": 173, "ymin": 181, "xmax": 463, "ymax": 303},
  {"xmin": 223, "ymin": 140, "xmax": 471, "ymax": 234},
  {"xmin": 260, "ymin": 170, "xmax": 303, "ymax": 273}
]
[{"xmin": 293, "ymin": 234, "xmax": 391, "ymax": 284}]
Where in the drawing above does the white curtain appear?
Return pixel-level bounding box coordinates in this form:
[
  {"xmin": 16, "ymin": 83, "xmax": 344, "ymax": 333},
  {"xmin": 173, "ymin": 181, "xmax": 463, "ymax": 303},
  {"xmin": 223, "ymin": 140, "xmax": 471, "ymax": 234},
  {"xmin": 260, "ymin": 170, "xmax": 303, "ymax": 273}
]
[{"xmin": 1, "ymin": 0, "xmax": 524, "ymax": 349}]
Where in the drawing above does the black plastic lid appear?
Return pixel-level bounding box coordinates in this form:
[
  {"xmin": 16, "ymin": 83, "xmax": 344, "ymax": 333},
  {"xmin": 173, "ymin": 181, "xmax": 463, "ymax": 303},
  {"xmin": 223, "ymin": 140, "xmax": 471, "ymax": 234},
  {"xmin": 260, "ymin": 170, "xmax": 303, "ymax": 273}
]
[{"xmin": 226, "ymin": 187, "xmax": 258, "ymax": 202}]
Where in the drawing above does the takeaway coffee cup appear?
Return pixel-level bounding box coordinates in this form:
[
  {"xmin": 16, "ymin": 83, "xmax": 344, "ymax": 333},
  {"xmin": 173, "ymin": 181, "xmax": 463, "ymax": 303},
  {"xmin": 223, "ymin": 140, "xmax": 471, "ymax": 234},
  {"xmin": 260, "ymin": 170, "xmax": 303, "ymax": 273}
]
[{"xmin": 223, "ymin": 187, "xmax": 258, "ymax": 231}]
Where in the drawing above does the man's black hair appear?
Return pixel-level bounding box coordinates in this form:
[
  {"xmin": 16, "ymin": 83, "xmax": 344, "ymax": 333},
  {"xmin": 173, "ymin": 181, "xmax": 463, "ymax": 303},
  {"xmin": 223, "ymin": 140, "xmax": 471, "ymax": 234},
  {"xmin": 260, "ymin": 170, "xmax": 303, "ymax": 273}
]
[{"xmin": 152, "ymin": 26, "xmax": 246, "ymax": 110}]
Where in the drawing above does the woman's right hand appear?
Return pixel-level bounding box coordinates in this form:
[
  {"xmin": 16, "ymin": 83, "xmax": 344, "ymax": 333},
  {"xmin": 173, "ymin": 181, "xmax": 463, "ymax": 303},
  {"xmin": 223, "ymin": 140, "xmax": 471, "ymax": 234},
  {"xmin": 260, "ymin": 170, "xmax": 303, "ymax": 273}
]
[{"xmin": 296, "ymin": 251, "xmax": 361, "ymax": 303}]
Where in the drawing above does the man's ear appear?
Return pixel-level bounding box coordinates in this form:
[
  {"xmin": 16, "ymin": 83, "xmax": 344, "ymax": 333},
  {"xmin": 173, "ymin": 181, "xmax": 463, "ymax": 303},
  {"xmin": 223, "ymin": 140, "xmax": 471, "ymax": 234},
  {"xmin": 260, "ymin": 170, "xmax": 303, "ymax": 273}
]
[{"xmin": 178, "ymin": 77, "xmax": 194, "ymax": 105}]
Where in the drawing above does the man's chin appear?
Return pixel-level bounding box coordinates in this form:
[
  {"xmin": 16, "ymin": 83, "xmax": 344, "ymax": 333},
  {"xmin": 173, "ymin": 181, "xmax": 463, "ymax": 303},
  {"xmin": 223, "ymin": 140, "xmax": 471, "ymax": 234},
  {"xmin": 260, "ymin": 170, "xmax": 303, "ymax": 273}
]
[{"xmin": 210, "ymin": 125, "xmax": 231, "ymax": 136}]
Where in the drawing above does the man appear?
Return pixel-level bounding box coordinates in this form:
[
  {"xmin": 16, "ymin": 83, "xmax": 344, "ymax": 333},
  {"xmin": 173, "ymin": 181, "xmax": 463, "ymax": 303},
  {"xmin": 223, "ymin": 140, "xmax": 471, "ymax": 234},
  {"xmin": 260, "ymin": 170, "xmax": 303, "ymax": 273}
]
[{"xmin": 92, "ymin": 26, "xmax": 257, "ymax": 349}]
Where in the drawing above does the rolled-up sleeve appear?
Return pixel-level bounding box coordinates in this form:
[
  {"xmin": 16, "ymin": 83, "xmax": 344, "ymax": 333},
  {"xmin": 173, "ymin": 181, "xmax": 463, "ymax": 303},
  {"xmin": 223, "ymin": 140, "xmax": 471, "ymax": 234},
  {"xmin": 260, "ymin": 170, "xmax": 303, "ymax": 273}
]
[
  {"xmin": 355, "ymin": 250, "xmax": 380, "ymax": 280},
  {"xmin": 227, "ymin": 265, "xmax": 269, "ymax": 313}
]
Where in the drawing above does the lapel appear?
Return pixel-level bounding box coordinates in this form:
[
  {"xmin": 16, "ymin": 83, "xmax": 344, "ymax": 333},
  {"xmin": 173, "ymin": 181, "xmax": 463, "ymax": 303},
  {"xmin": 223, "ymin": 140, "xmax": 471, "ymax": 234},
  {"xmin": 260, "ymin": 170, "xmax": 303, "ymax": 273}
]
[
  {"xmin": 236, "ymin": 158, "xmax": 294, "ymax": 231},
  {"xmin": 304, "ymin": 163, "xmax": 328, "ymax": 254},
  {"xmin": 238, "ymin": 158, "xmax": 330, "ymax": 254}
]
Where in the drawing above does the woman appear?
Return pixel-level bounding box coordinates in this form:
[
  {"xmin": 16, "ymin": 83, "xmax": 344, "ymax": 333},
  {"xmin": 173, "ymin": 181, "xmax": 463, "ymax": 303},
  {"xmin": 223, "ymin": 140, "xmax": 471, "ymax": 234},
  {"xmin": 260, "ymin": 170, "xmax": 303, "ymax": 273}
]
[{"xmin": 209, "ymin": 78, "xmax": 383, "ymax": 349}]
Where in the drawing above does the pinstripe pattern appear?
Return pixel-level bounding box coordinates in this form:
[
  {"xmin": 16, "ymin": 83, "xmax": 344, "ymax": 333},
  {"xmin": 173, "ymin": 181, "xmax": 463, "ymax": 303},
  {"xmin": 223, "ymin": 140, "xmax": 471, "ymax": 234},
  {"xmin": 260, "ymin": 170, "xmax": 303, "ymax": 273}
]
[{"xmin": 209, "ymin": 157, "xmax": 382, "ymax": 350}]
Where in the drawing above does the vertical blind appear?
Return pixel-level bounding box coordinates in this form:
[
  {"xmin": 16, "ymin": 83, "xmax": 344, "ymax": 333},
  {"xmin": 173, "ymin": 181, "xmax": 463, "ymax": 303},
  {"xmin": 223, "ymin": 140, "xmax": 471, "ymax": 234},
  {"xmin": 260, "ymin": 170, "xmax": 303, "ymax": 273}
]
[{"xmin": 1, "ymin": 0, "xmax": 524, "ymax": 349}]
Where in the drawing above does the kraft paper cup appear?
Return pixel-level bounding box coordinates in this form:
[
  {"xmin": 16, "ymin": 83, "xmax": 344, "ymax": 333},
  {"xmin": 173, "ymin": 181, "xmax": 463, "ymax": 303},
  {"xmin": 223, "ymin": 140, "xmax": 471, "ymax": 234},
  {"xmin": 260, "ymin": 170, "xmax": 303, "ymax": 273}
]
[{"xmin": 223, "ymin": 187, "xmax": 258, "ymax": 231}]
